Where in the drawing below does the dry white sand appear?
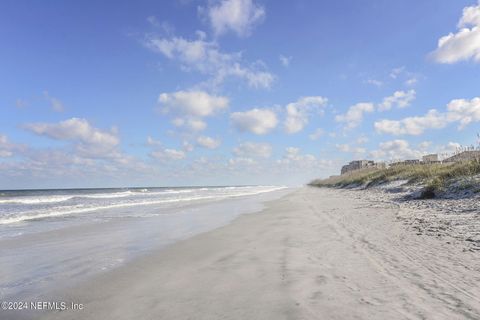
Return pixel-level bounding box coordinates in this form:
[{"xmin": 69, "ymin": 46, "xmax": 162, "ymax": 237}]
[{"xmin": 14, "ymin": 187, "xmax": 480, "ymax": 319}]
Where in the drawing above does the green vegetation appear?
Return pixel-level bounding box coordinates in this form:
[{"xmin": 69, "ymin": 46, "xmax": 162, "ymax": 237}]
[{"xmin": 309, "ymin": 160, "xmax": 480, "ymax": 198}]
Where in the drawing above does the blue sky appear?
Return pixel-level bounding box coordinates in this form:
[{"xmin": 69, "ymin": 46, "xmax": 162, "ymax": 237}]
[{"xmin": 1, "ymin": 0, "xmax": 480, "ymax": 188}]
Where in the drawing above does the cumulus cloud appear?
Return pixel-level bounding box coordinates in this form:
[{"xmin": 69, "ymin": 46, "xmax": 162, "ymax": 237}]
[
  {"xmin": 375, "ymin": 97, "xmax": 480, "ymax": 135},
  {"xmin": 438, "ymin": 141, "xmax": 462, "ymax": 155},
  {"xmin": 159, "ymin": 90, "xmax": 228, "ymax": 117},
  {"xmin": 378, "ymin": 90, "xmax": 416, "ymax": 111},
  {"xmin": 4, "ymin": 121, "xmax": 152, "ymax": 184},
  {"xmin": 275, "ymin": 147, "xmax": 333, "ymax": 171},
  {"xmin": 159, "ymin": 90, "xmax": 228, "ymax": 132},
  {"xmin": 431, "ymin": 1, "xmax": 480, "ymax": 63},
  {"xmin": 0, "ymin": 132, "xmax": 156, "ymax": 186},
  {"xmin": 23, "ymin": 118, "xmax": 119, "ymax": 158},
  {"xmin": 196, "ymin": 136, "xmax": 221, "ymax": 149},
  {"xmin": 145, "ymin": 32, "xmax": 274, "ymax": 89},
  {"xmin": 231, "ymin": 108, "xmax": 278, "ymax": 134},
  {"xmin": 369, "ymin": 140, "xmax": 424, "ymax": 160},
  {"xmin": 172, "ymin": 118, "xmax": 207, "ymax": 132},
  {"xmin": 43, "ymin": 91, "xmax": 65, "ymax": 112},
  {"xmin": 0, "ymin": 135, "xmax": 24, "ymax": 158},
  {"xmin": 374, "ymin": 110, "xmax": 447, "ymax": 136},
  {"xmin": 202, "ymin": 0, "xmax": 265, "ymax": 37},
  {"xmin": 335, "ymin": 102, "xmax": 374, "ymax": 129},
  {"xmin": 284, "ymin": 96, "xmax": 328, "ymax": 134},
  {"xmin": 446, "ymin": 97, "xmax": 480, "ymax": 129},
  {"xmin": 146, "ymin": 135, "xmax": 191, "ymax": 161},
  {"xmin": 233, "ymin": 141, "xmax": 272, "ymax": 158}
]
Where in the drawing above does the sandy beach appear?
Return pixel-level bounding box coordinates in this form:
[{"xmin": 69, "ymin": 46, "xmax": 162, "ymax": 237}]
[{"xmin": 3, "ymin": 186, "xmax": 474, "ymax": 320}]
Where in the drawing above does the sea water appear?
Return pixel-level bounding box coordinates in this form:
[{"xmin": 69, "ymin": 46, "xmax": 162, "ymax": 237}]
[{"xmin": 0, "ymin": 185, "xmax": 291, "ymax": 299}]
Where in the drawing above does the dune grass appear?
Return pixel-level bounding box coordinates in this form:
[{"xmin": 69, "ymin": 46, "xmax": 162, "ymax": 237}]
[{"xmin": 310, "ymin": 160, "xmax": 480, "ymax": 195}]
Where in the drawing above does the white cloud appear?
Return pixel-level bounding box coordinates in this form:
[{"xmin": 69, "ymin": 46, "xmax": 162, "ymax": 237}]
[
  {"xmin": 279, "ymin": 54, "xmax": 292, "ymax": 67},
  {"xmin": 276, "ymin": 147, "xmax": 328, "ymax": 170},
  {"xmin": 233, "ymin": 142, "xmax": 272, "ymax": 158},
  {"xmin": 375, "ymin": 97, "xmax": 480, "ymax": 135},
  {"xmin": 309, "ymin": 128, "xmax": 324, "ymax": 140},
  {"xmin": 197, "ymin": 136, "xmax": 221, "ymax": 149},
  {"xmin": 171, "ymin": 118, "xmax": 208, "ymax": 132},
  {"xmin": 0, "ymin": 136, "xmax": 153, "ymax": 186},
  {"xmin": 0, "ymin": 135, "xmax": 24, "ymax": 158},
  {"xmin": 445, "ymin": 97, "xmax": 480, "ymax": 129},
  {"xmin": 335, "ymin": 102, "xmax": 374, "ymax": 129},
  {"xmin": 202, "ymin": 0, "xmax": 265, "ymax": 37},
  {"xmin": 369, "ymin": 139, "xmax": 424, "ymax": 160},
  {"xmin": 431, "ymin": 1, "xmax": 480, "ymax": 63},
  {"xmin": 159, "ymin": 90, "xmax": 228, "ymax": 117},
  {"xmin": 5, "ymin": 121, "xmax": 152, "ymax": 184},
  {"xmin": 145, "ymin": 33, "xmax": 274, "ymax": 89},
  {"xmin": 24, "ymin": 118, "xmax": 119, "ymax": 158},
  {"xmin": 159, "ymin": 90, "xmax": 228, "ymax": 132},
  {"xmin": 150, "ymin": 148, "xmax": 186, "ymax": 161},
  {"xmin": 439, "ymin": 142, "xmax": 462, "ymax": 154},
  {"xmin": 374, "ymin": 110, "xmax": 447, "ymax": 136},
  {"xmin": 378, "ymin": 90, "xmax": 416, "ymax": 111},
  {"xmin": 231, "ymin": 108, "xmax": 278, "ymax": 134},
  {"xmin": 284, "ymin": 96, "xmax": 328, "ymax": 134},
  {"xmin": 44, "ymin": 91, "xmax": 65, "ymax": 112}
]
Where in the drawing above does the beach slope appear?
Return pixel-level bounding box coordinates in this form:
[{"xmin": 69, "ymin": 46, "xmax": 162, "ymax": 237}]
[{"xmin": 36, "ymin": 187, "xmax": 480, "ymax": 320}]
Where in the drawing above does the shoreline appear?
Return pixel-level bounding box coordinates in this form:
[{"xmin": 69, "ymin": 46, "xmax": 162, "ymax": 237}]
[
  {"xmin": 0, "ymin": 188, "xmax": 293, "ymax": 301},
  {"xmin": 5, "ymin": 186, "xmax": 479, "ymax": 320}
]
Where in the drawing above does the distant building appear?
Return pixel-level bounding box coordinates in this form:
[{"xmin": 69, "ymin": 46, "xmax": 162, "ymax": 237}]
[
  {"xmin": 341, "ymin": 160, "xmax": 376, "ymax": 175},
  {"xmin": 443, "ymin": 150, "xmax": 480, "ymax": 163},
  {"xmin": 422, "ymin": 154, "xmax": 439, "ymax": 163}
]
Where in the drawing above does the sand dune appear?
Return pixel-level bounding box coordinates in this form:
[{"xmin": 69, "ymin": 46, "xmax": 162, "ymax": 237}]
[{"xmin": 12, "ymin": 187, "xmax": 480, "ymax": 320}]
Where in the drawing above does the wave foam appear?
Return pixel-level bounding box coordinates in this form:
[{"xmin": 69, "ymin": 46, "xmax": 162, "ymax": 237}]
[{"xmin": 0, "ymin": 186, "xmax": 287, "ymax": 225}]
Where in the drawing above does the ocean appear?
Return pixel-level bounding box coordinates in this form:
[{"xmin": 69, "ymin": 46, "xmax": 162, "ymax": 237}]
[
  {"xmin": 0, "ymin": 185, "xmax": 290, "ymax": 299},
  {"xmin": 0, "ymin": 185, "xmax": 285, "ymax": 234}
]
